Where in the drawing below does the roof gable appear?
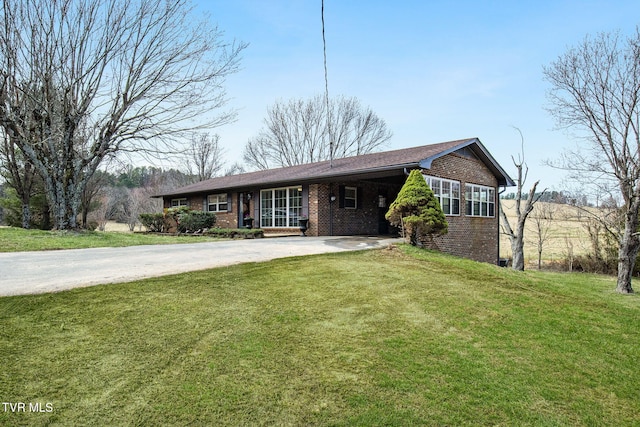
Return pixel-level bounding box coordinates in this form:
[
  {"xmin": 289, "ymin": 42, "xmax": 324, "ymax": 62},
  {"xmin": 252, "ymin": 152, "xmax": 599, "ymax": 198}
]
[
  {"xmin": 418, "ymin": 138, "xmax": 514, "ymax": 187},
  {"xmin": 158, "ymin": 138, "xmax": 514, "ymax": 197}
]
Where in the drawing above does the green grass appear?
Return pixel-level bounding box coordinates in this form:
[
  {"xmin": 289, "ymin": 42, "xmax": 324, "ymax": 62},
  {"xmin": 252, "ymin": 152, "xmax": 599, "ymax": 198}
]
[
  {"xmin": 0, "ymin": 226, "xmax": 223, "ymax": 252},
  {"xmin": 1, "ymin": 245, "xmax": 638, "ymax": 426}
]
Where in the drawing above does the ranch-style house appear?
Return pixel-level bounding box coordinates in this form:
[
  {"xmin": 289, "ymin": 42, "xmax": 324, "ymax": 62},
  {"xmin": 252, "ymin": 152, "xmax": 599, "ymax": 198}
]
[{"xmin": 157, "ymin": 138, "xmax": 515, "ymax": 264}]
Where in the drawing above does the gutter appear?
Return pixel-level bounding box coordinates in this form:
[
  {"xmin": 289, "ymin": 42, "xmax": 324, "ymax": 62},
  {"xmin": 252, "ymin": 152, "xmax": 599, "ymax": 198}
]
[{"xmin": 155, "ymin": 163, "xmax": 423, "ymax": 199}]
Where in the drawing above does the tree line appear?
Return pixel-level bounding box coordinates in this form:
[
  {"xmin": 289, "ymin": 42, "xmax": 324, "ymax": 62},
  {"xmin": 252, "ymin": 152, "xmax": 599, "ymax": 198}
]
[
  {"xmin": 0, "ymin": 166, "xmax": 187, "ymax": 230},
  {"xmin": 501, "ymin": 190, "xmax": 592, "ymax": 207},
  {"xmin": 0, "ymin": 0, "xmax": 391, "ymax": 232}
]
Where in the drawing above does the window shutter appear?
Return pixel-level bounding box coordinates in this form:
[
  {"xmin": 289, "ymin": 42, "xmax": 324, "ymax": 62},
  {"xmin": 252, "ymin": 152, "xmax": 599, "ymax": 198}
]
[
  {"xmin": 227, "ymin": 193, "xmax": 232, "ymax": 212},
  {"xmin": 357, "ymin": 187, "xmax": 363, "ymax": 209},
  {"xmin": 338, "ymin": 186, "xmax": 345, "ymax": 208},
  {"xmin": 302, "ymin": 185, "xmax": 309, "ymax": 215}
]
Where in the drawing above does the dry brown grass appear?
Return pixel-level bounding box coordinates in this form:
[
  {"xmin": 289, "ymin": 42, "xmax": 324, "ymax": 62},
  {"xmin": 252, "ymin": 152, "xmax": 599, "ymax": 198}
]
[
  {"xmin": 500, "ymin": 200, "xmax": 595, "ymax": 267},
  {"xmin": 98, "ymin": 221, "xmax": 139, "ymax": 232}
]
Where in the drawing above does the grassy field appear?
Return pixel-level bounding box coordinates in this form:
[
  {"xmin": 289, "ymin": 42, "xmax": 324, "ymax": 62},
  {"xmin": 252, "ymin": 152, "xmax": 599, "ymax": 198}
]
[
  {"xmin": 0, "ymin": 226, "xmax": 223, "ymax": 252},
  {"xmin": 500, "ymin": 200, "xmax": 595, "ymax": 266},
  {"xmin": 1, "ymin": 245, "xmax": 638, "ymax": 426}
]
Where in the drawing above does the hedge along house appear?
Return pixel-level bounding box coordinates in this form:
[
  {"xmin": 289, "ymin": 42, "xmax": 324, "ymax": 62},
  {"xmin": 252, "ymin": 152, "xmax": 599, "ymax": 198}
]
[{"xmin": 157, "ymin": 138, "xmax": 515, "ymax": 264}]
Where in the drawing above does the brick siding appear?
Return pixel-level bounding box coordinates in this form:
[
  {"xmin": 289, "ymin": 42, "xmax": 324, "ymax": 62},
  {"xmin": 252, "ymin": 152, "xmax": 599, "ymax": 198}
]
[
  {"xmin": 310, "ymin": 182, "xmax": 399, "ymax": 236},
  {"xmin": 163, "ymin": 151, "xmax": 501, "ymax": 264},
  {"xmin": 423, "ymin": 153, "xmax": 499, "ymax": 264},
  {"xmin": 163, "ymin": 193, "xmax": 239, "ymax": 229}
]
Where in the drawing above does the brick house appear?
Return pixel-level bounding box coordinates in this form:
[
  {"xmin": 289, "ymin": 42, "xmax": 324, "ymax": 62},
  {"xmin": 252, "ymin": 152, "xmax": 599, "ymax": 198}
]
[{"xmin": 157, "ymin": 138, "xmax": 514, "ymax": 264}]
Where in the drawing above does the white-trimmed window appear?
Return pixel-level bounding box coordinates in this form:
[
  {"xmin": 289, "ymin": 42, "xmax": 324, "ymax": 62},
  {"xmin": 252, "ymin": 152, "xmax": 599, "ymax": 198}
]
[
  {"xmin": 207, "ymin": 193, "xmax": 228, "ymax": 212},
  {"xmin": 260, "ymin": 186, "xmax": 302, "ymax": 227},
  {"xmin": 465, "ymin": 184, "xmax": 495, "ymax": 217},
  {"xmin": 170, "ymin": 198, "xmax": 188, "ymax": 208},
  {"xmin": 423, "ymin": 175, "xmax": 460, "ymax": 215},
  {"xmin": 344, "ymin": 186, "xmax": 357, "ymax": 209}
]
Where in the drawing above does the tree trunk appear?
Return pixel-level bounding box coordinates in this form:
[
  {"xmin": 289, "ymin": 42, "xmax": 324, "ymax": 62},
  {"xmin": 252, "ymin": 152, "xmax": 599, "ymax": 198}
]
[
  {"xmin": 617, "ymin": 255, "xmax": 636, "ymax": 294},
  {"xmin": 82, "ymin": 206, "xmax": 89, "ymax": 230},
  {"xmin": 538, "ymin": 242, "xmax": 543, "ymax": 270},
  {"xmin": 616, "ymin": 214, "xmax": 639, "ymax": 293},
  {"xmin": 41, "ymin": 201, "xmax": 50, "ymax": 230},
  {"xmin": 21, "ymin": 200, "xmax": 31, "ymax": 229},
  {"xmin": 46, "ymin": 179, "xmax": 81, "ymax": 230},
  {"xmin": 510, "ymin": 233, "xmax": 525, "ymax": 271}
]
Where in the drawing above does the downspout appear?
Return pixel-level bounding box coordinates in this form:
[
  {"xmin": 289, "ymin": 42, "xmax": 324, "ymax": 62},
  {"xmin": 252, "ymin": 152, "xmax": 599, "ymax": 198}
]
[{"xmin": 497, "ymin": 185, "xmax": 507, "ymax": 265}]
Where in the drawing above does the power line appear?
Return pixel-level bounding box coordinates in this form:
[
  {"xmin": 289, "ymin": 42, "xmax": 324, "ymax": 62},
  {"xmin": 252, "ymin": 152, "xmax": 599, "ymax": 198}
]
[{"xmin": 321, "ymin": 0, "xmax": 333, "ymax": 167}]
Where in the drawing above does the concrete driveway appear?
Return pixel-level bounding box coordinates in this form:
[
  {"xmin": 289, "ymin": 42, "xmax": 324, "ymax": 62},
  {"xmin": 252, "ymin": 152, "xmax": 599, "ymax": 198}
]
[{"xmin": 0, "ymin": 236, "xmax": 400, "ymax": 297}]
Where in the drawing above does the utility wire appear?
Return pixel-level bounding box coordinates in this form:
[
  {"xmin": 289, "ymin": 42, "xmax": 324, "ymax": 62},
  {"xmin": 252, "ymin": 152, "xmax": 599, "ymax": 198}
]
[{"xmin": 321, "ymin": 0, "xmax": 333, "ymax": 167}]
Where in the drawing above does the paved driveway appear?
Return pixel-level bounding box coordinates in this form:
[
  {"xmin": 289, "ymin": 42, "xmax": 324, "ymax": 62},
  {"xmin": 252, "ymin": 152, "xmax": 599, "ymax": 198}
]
[{"xmin": 0, "ymin": 236, "xmax": 400, "ymax": 296}]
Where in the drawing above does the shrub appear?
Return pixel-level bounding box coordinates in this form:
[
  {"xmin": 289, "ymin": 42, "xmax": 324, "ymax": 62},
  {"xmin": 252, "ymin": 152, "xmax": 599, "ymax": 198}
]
[
  {"xmin": 205, "ymin": 228, "xmax": 264, "ymax": 239},
  {"xmin": 139, "ymin": 208, "xmax": 217, "ymax": 233},
  {"xmin": 177, "ymin": 210, "xmax": 216, "ymax": 233},
  {"xmin": 139, "ymin": 213, "xmax": 165, "ymax": 232},
  {"xmin": 386, "ymin": 169, "xmax": 448, "ymax": 245}
]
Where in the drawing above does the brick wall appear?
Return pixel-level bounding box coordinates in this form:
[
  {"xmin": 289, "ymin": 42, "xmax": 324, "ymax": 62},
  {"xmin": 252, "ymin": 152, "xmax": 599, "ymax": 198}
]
[
  {"xmin": 309, "ymin": 181, "xmax": 401, "ymax": 236},
  {"xmin": 423, "ymin": 153, "xmax": 500, "ymax": 264},
  {"xmin": 163, "ymin": 193, "xmax": 239, "ymax": 229},
  {"xmin": 161, "ymin": 150, "xmax": 502, "ymax": 264},
  {"xmin": 308, "ymin": 184, "xmax": 324, "ymax": 236}
]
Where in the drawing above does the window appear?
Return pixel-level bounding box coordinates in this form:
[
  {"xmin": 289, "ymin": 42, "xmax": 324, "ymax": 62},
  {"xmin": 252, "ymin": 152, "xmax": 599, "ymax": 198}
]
[
  {"xmin": 423, "ymin": 175, "xmax": 460, "ymax": 215},
  {"xmin": 344, "ymin": 187, "xmax": 357, "ymax": 209},
  {"xmin": 170, "ymin": 198, "xmax": 187, "ymax": 208},
  {"xmin": 260, "ymin": 186, "xmax": 302, "ymax": 228},
  {"xmin": 465, "ymin": 184, "xmax": 495, "ymax": 217},
  {"xmin": 207, "ymin": 193, "xmax": 228, "ymax": 212}
]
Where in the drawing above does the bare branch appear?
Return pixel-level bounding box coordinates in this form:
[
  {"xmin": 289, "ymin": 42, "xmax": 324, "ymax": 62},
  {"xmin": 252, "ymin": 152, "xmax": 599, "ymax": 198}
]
[
  {"xmin": 243, "ymin": 95, "xmax": 392, "ymax": 170},
  {"xmin": 543, "ymin": 27, "xmax": 640, "ymax": 292},
  {"xmin": 0, "ymin": 0, "xmax": 245, "ymax": 229},
  {"xmin": 500, "ymin": 128, "xmax": 547, "ymax": 270}
]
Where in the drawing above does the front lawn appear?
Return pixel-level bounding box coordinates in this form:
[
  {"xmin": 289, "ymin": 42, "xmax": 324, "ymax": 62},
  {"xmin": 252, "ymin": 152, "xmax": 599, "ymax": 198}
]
[
  {"xmin": 0, "ymin": 226, "xmax": 224, "ymax": 252},
  {"xmin": 1, "ymin": 246, "xmax": 638, "ymax": 425}
]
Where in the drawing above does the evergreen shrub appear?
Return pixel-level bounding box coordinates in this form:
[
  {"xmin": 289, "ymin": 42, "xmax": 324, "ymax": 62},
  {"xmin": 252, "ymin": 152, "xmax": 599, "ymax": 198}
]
[{"xmin": 386, "ymin": 169, "xmax": 448, "ymax": 246}]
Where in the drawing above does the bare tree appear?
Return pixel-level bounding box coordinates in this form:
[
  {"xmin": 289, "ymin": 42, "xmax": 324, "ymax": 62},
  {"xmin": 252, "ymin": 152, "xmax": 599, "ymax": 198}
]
[
  {"xmin": 184, "ymin": 133, "xmax": 225, "ymax": 182},
  {"xmin": 90, "ymin": 187, "xmax": 120, "ymax": 231},
  {"xmin": 80, "ymin": 169, "xmax": 112, "ymax": 228},
  {"xmin": 529, "ymin": 203, "xmax": 555, "ymax": 270},
  {"xmin": 0, "ymin": 0, "xmax": 246, "ymax": 230},
  {"xmin": 543, "ymin": 29, "xmax": 640, "ymax": 293},
  {"xmin": 224, "ymin": 162, "xmax": 246, "ymax": 176},
  {"xmin": 499, "ymin": 129, "xmax": 545, "ymax": 271},
  {"xmin": 122, "ymin": 186, "xmax": 159, "ymax": 231},
  {"xmin": 564, "ymin": 236, "xmax": 575, "ymax": 272},
  {"xmin": 243, "ymin": 95, "xmax": 392, "ymax": 169}
]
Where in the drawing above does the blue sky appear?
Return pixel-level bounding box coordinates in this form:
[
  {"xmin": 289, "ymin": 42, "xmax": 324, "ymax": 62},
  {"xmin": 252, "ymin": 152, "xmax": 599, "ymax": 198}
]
[{"xmin": 195, "ymin": 1, "xmax": 640, "ymax": 190}]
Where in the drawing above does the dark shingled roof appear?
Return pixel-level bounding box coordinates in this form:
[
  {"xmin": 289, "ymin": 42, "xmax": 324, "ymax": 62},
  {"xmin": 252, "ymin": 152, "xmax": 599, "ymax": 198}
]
[{"xmin": 157, "ymin": 138, "xmax": 514, "ymax": 197}]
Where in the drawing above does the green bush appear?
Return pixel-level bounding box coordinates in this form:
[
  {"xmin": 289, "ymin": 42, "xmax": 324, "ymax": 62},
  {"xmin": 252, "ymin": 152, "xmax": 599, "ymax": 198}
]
[
  {"xmin": 140, "ymin": 208, "xmax": 217, "ymax": 233},
  {"xmin": 0, "ymin": 186, "xmax": 51, "ymax": 229},
  {"xmin": 205, "ymin": 228, "xmax": 264, "ymax": 239},
  {"xmin": 177, "ymin": 210, "xmax": 217, "ymax": 233},
  {"xmin": 386, "ymin": 169, "xmax": 448, "ymax": 245},
  {"xmin": 139, "ymin": 213, "xmax": 165, "ymax": 232}
]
